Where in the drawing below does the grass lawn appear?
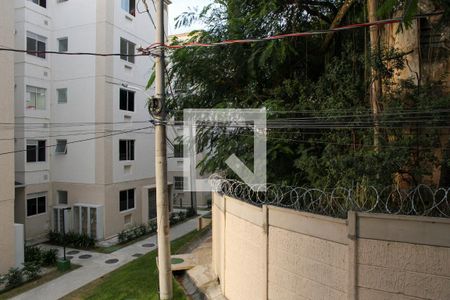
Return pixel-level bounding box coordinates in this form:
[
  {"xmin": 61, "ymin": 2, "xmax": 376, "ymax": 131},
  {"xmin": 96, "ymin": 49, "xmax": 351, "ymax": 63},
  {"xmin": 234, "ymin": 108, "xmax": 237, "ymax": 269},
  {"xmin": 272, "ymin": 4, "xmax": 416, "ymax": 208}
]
[
  {"xmin": 62, "ymin": 228, "xmax": 209, "ymax": 300},
  {"xmin": 0, "ymin": 264, "xmax": 81, "ymax": 300}
]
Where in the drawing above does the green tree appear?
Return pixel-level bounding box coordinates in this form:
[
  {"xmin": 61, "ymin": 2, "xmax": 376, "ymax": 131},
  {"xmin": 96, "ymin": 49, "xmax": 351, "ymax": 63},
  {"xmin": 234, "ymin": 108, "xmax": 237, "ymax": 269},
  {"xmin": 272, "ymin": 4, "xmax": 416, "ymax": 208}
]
[{"xmin": 167, "ymin": 0, "xmax": 449, "ymax": 188}]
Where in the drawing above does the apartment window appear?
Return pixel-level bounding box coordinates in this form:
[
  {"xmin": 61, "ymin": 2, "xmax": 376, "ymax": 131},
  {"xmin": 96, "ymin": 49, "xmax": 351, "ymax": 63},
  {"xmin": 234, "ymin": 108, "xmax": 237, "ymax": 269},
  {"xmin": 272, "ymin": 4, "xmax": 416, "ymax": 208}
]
[
  {"xmin": 174, "ymin": 176, "xmax": 184, "ymax": 190},
  {"xmin": 119, "ymin": 189, "xmax": 135, "ymax": 212},
  {"xmin": 119, "ymin": 140, "xmax": 135, "ymax": 161},
  {"xmin": 57, "ymin": 190, "xmax": 68, "ymax": 205},
  {"xmin": 29, "ymin": 0, "xmax": 46, "ymax": 8},
  {"xmin": 120, "ymin": 89, "xmax": 135, "ymax": 111},
  {"xmin": 58, "ymin": 37, "xmax": 68, "ymax": 52},
  {"xmin": 27, "ymin": 32, "xmax": 46, "ymax": 58},
  {"xmin": 120, "ymin": 38, "xmax": 135, "ymax": 63},
  {"xmin": 174, "ymin": 143, "xmax": 183, "ymax": 158},
  {"xmin": 55, "ymin": 140, "xmax": 67, "ymax": 154},
  {"xmin": 27, "ymin": 194, "xmax": 46, "ymax": 217},
  {"xmin": 27, "ymin": 140, "xmax": 46, "ymax": 162},
  {"xmin": 57, "ymin": 88, "xmax": 67, "ymax": 104},
  {"xmin": 26, "ymin": 86, "xmax": 46, "ymax": 110},
  {"xmin": 121, "ymin": 0, "xmax": 136, "ymax": 16}
]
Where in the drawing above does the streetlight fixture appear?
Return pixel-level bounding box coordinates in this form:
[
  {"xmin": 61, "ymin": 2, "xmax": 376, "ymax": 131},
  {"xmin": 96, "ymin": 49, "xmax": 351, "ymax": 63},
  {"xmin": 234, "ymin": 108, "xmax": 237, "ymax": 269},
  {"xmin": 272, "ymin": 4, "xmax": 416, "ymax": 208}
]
[
  {"xmin": 57, "ymin": 207, "xmax": 72, "ymax": 272},
  {"xmin": 61, "ymin": 207, "xmax": 72, "ymax": 261}
]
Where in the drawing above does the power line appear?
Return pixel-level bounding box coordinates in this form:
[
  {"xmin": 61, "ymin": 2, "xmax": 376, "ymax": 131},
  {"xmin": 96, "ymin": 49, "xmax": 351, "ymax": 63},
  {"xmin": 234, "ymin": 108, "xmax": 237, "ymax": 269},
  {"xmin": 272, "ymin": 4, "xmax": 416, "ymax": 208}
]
[
  {"xmin": 0, "ymin": 47, "xmax": 156, "ymax": 57},
  {"xmin": 0, "ymin": 128, "xmax": 156, "ymax": 141},
  {"xmin": 0, "ymin": 126, "xmax": 154, "ymax": 157},
  {"xmin": 141, "ymin": 12, "xmax": 443, "ymax": 52},
  {"xmin": 225, "ymin": 133, "xmax": 449, "ymax": 151}
]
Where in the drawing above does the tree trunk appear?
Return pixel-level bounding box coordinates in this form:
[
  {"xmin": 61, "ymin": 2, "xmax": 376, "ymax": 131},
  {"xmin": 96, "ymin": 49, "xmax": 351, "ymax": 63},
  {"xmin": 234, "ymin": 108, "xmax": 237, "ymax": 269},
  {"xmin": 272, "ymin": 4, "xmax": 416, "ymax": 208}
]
[
  {"xmin": 367, "ymin": 0, "xmax": 381, "ymax": 152},
  {"xmin": 322, "ymin": 0, "xmax": 355, "ymax": 51}
]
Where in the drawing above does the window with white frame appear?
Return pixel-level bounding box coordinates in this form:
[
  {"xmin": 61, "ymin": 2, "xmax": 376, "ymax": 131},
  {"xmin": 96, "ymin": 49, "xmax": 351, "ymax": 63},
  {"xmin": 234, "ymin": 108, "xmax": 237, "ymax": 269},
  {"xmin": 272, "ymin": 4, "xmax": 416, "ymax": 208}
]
[
  {"xmin": 57, "ymin": 88, "xmax": 67, "ymax": 104},
  {"xmin": 57, "ymin": 190, "xmax": 68, "ymax": 204},
  {"xmin": 58, "ymin": 37, "xmax": 68, "ymax": 52},
  {"xmin": 120, "ymin": 38, "xmax": 135, "ymax": 63},
  {"xmin": 26, "ymin": 32, "xmax": 46, "ymax": 58},
  {"xmin": 119, "ymin": 140, "xmax": 135, "ymax": 161},
  {"xmin": 121, "ymin": 0, "xmax": 136, "ymax": 16},
  {"xmin": 55, "ymin": 139, "xmax": 67, "ymax": 154},
  {"xmin": 174, "ymin": 176, "xmax": 184, "ymax": 190},
  {"xmin": 120, "ymin": 89, "xmax": 135, "ymax": 112},
  {"xmin": 27, "ymin": 194, "xmax": 47, "ymax": 217},
  {"xmin": 27, "ymin": 140, "xmax": 46, "ymax": 162},
  {"xmin": 26, "ymin": 86, "xmax": 46, "ymax": 110},
  {"xmin": 28, "ymin": 0, "xmax": 46, "ymax": 8},
  {"xmin": 119, "ymin": 189, "xmax": 135, "ymax": 211}
]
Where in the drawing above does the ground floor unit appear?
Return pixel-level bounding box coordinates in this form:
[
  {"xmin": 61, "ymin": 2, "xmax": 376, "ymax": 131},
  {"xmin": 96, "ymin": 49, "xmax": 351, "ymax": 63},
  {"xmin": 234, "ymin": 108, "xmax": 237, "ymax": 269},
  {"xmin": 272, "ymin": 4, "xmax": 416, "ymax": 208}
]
[{"xmin": 14, "ymin": 173, "xmax": 210, "ymax": 243}]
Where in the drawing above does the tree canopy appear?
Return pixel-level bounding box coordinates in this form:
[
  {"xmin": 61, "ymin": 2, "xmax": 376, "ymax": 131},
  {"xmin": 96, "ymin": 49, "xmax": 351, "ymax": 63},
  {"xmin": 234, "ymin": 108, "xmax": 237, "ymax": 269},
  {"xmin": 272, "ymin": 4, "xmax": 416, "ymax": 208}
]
[{"xmin": 166, "ymin": 0, "xmax": 450, "ymax": 188}]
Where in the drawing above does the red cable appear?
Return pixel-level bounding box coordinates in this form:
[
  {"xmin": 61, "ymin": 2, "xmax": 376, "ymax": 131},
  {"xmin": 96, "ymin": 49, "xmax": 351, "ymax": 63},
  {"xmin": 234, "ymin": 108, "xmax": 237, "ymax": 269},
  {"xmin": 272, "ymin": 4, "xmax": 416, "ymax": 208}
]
[{"xmin": 141, "ymin": 17, "xmax": 403, "ymax": 52}]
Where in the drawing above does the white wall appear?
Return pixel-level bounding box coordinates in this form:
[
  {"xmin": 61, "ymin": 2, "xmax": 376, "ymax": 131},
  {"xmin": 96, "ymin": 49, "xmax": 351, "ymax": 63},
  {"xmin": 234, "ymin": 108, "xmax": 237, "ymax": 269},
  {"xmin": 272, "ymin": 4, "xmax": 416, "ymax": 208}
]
[
  {"xmin": 0, "ymin": 0, "xmax": 17, "ymax": 274},
  {"xmin": 110, "ymin": 0, "xmax": 156, "ymax": 183}
]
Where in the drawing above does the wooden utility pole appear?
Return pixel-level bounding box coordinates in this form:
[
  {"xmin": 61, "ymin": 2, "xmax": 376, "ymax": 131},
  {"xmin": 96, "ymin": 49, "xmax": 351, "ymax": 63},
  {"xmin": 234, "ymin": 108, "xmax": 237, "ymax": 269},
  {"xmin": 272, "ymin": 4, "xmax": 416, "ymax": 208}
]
[
  {"xmin": 154, "ymin": 0, "xmax": 173, "ymax": 299},
  {"xmin": 368, "ymin": 0, "xmax": 381, "ymax": 151}
]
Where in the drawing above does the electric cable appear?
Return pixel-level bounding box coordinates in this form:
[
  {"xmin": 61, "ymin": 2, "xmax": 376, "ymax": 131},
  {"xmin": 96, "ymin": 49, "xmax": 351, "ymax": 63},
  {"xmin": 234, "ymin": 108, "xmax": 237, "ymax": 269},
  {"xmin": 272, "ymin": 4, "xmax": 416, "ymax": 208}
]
[{"xmin": 0, "ymin": 126, "xmax": 154, "ymax": 157}]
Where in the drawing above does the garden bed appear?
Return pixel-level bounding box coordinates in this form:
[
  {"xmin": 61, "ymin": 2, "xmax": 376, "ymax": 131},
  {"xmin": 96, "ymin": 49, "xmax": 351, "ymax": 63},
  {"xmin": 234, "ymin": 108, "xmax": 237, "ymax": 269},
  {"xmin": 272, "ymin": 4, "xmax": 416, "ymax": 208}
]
[{"xmin": 0, "ymin": 245, "xmax": 80, "ymax": 299}]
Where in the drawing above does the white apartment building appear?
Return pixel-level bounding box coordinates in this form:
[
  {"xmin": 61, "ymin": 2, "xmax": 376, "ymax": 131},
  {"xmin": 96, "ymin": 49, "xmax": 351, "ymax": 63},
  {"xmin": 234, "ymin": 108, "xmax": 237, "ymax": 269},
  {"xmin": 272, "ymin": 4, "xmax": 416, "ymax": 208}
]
[
  {"xmin": 0, "ymin": 0, "xmax": 18, "ymax": 274},
  {"xmin": 11, "ymin": 0, "xmax": 197, "ymax": 243}
]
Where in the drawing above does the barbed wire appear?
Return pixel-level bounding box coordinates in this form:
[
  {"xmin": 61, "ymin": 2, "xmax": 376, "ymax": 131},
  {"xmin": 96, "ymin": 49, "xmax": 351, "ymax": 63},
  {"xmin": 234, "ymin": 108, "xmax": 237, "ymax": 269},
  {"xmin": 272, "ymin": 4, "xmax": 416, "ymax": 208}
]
[{"xmin": 208, "ymin": 175, "xmax": 450, "ymax": 218}]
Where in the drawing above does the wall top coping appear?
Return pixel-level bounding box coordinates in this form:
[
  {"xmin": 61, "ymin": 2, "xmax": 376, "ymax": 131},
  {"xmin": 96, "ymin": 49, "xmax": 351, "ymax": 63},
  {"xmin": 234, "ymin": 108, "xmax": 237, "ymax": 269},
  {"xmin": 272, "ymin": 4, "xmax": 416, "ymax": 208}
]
[
  {"xmin": 268, "ymin": 205, "xmax": 347, "ymax": 224},
  {"xmin": 356, "ymin": 212, "xmax": 450, "ymax": 224}
]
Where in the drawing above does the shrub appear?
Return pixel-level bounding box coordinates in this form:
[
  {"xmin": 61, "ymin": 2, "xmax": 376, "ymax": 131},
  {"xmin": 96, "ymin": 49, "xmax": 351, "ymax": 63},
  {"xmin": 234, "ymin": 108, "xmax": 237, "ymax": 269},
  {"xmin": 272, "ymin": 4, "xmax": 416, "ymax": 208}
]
[
  {"xmin": 41, "ymin": 248, "xmax": 58, "ymax": 267},
  {"xmin": 138, "ymin": 224, "xmax": 148, "ymax": 236},
  {"xmin": 148, "ymin": 220, "xmax": 157, "ymax": 233},
  {"xmin": 186, "ymin": 207, "xmax": 196, "ymax": 218},
  {"xmin": 4, "ymin": 268, "xmax": 23, "ymax": 288},
  {"xmin": 169, "ymin": 213, "xmax": 178, "ymax": 226},
  {"xmin": 177, "ymin": 211, "xmax": 186, "ymax": 221},
  {"xmin": 22, "ymin": 262, "xmax": 41, "ymax": 280},
  {"xmin": 118, "ymin": 230, "xmax": 127, "ymax": 244},
  {"xmin": 118, "ymin": 223, "xmax": 150, "ymax": 245},
  {"xmin": 132, "ymin": 227, "xmax": 141, "ymax": 240},
  {"xmin": 48, "ymin": 231, "xmax": 63, "ymax": 245},
  {"xmin": 73, "ymin": 233, "xmax": 95, "ymax": 249},
  {"xmin": 24, "ymin": 245, "xmax": 42, "ymax": 264},
  {"xmin": 48, "ymin": 231, "xmax": 95, "ymax": 249}
]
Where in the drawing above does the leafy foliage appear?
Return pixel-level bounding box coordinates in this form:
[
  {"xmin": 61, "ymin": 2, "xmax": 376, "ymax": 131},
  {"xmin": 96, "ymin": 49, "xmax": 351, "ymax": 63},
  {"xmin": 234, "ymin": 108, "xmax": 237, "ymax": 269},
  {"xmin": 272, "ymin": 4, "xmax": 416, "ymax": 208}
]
[
  {"xmin": 24, "ymin": 245, "xmax": 42, "ymax": 264},
  {"xmin": 167, "ymin": 0, "xmax": 449, "ymax": 188},
  {"xmin": 3, "ymin": 268, "xmax": 24, "ymax": 289},
  {"xmin": 22, "ymin": 262, "xmax": 41, "ymax": 281},
  {"xmin": 48, "ymin": 231, "xmax": 95, "ymax": 249},
  {"xmin": 41, "ymin": 248, "xmax": 58, "ymax": 267}
]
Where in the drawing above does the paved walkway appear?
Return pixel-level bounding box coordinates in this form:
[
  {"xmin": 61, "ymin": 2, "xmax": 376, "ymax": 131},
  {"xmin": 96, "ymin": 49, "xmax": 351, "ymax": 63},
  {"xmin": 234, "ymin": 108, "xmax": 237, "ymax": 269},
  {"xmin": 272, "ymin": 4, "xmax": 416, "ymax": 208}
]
[{"xmin": 12, "ymin": 214, "xmax": 206, "ymax": 300}]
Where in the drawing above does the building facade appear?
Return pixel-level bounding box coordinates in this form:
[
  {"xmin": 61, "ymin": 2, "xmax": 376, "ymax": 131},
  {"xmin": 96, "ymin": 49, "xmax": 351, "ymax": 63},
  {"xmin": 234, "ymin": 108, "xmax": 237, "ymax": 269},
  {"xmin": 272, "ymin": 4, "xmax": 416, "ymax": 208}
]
[
  {"xmin": 12, "ymin": 0, "xmax": 189, "ymax": 243},
  {"xmin": 0, "ymin": 0, "xmax": 17, "ymax": 274}
]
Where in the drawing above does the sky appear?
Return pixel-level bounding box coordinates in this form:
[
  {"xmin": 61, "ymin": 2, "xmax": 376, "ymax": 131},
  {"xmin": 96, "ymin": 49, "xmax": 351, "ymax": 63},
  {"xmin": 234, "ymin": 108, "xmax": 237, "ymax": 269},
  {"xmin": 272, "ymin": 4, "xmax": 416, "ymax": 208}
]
[{"xmin": 168, "ymin": 0, "xmax": 212, "ymax": 35}]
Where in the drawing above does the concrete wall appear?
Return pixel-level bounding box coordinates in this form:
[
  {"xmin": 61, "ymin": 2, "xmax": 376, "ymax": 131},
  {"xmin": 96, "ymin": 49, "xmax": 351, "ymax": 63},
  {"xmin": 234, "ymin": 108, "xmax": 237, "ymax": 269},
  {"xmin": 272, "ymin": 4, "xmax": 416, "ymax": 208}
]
[
  {"xmin": 212, "ymin": 193, "xmax": 450, "ymax": 300},
  {"xmin": 0, "ymin": 0, "xmax": 17, "ymax": 274}
]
